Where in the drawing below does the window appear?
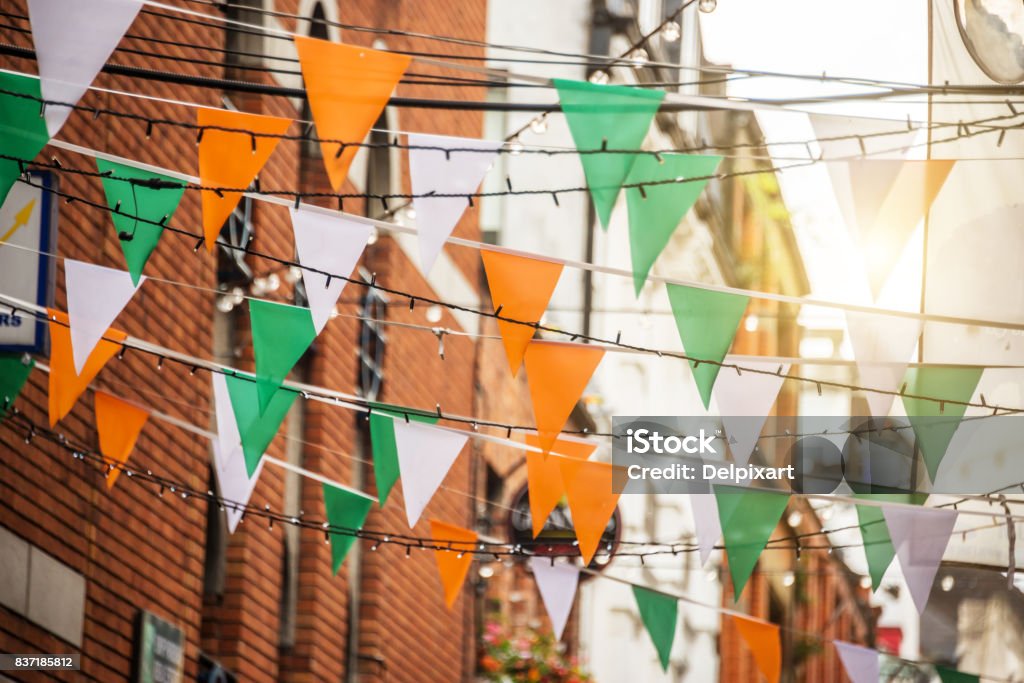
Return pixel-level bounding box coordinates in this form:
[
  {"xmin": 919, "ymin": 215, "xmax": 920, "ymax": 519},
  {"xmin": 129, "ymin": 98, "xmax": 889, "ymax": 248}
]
[
  {"xmin": 224, "ymin": 0, "xmax": 264, "ymax": 77},
  {"xmin": 358, "ymin": 284, "xmax": 387, "ymax": 402},
  {"xmin": 300, "ymin": 4, "xmax": 330, "ymax": 159}
]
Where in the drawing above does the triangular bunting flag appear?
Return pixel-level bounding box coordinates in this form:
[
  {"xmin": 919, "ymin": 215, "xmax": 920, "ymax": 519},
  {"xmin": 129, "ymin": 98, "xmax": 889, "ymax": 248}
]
[
  {"xmin": 211, "ymin": 373, "xmax": 242, "ymax": 470},
  {"xmin": 883, "ymin": 505, "xmax": 957, "ymax": 613},
  {"xmin": 408, "ymin": 133, "xmax": 502, "ymax": 274},
  {"xmin": 0, "ymin": 354, "xmax": 34, "ymax": 417},
  {"xmin": 834, "ymin": 641, "xmax": 879, "ymax": 683},
  {"xmin": 901, "ymin": 366, "xmax": 983, "ymax": 482},
  {"xmin": 94, "ymin": 391, "xmax": 147, "ymax": 488},
  {"xmin": 368, "ymin": 404, "xmax": 438, "ymax": 506},
  {"xmin": 430, "ymin": 519, "xmax": 477, "ymax": 608},
  {"xmin": 856, "ymin": 501, "xmax": 897, "ymax": 591},
  {"xmin": 289, "ymin": 208, "xmax": 372, "ymax": 334},
  {"xmin": 65, "ymin": 259, "xmax": 144, "ymax": 374},
  {"xmin": 28, "ymin": 0, "xmax": 142, "ymax": 136},
  {"xmin": 323, "ymin": 482, "xmax": 375, "ymax": 574},
  {"xmin": 524, "ymin": 434, "xmax": 596, "ymax": 537},
  {"xmin": 558, "ymin": 458, "xmax": 621, "ymax": 565},
  {"xmin": 248, "ymin": 299, "xmax": 317, "ymax": 414},
  {"xmin": 626, "ymin": 154, "xmax": 722, "ymax": 294},
  {"xmin": 732, "ymin": 615, "xmax": 781, "ymax": 683},
  {"xmin": 395, "ymin": 421, "xmax": 468, "ymax": 528},
  {"xmin": 481, "ymin": 249, "xmax": 564, "ymax": 375},
  {"xmin": 713, "ymin": 360, "xmax": 789, "ymax": 466},
  {"xmin": 294, "ymin": 37, "xmax": 410, "ymax": 190},
  {"xmin": 553, "ymin": 78, "xmax": 664, "ymax": 230},
  {"xmin": 211, "ymin": 439, "xmax": 263, "ymax": 533},
  {"xmin": 859, "ymin": 160, "xmax": 954, "ymax": 298},
  {"xmin": 854, "ymin": 493, "xmax": 927, "ymax": 591},
  {"xmin": 0, "ymin": 72, "xmax": 50, "ymax": 207},
  {"xmin": 523, "ymin": 340, "xmax": 604, "ymax": 454},
  {"xmin": 224, "ymin": 372, "xmax": 298, "ymax": 476},
  {"xmin": 936, "ymin": 665, "xmax": 980, "ymax": 683},
  {"xmin": 529, "ymin": 557, "xmax": 580, "ymax": 640},
  {"xmin": 667, "ymin": 284, "xmax": 749, "ymax": 410},
  {"xmin": 690, "ymin": 493, "xmax": 721, "ymax": 566},
  {"xmin": 96, "ymin": 158, "xmax": 185, "ymax": 286},
  {"xmin": 632, "ymin": 586, "xmax": 677, "ymax": 672},
  {"xmin": 47, "ymin": 309, "xmax": 126, "ymax": 426},
  {"xmin": 846, "ymin": 311, "xmax": 921, "ymax": 417},
  {"xmin": 211, "ymin": 373, "xmax": 261, "ymax": 533},
  {"xmin": 197, "ymin": 107, "xmax": 291, "ymax": 251},
  {"xmin": 715, "ymin": 486, "xmax": 789, "ymax": 599}
]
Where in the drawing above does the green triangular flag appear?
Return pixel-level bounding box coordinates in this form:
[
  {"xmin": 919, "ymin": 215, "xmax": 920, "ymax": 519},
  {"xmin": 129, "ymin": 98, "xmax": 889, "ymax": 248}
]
[
  {"xmin": 901, "ymin": 366, "xmax": 983, "ymax": 482},
  {"xmin": 96, "ymin": 158, "xmax": 185, "ymax": 286},
  {"xmin": 368, "ymin": 403, "xmax": 439, "ymax": 506},
  {"xmin": 855, "ymin": 493, "xmax": 927, "ymax": 590},
  {"xmin": 225, "ymin": 372, "xmax": 299, "ymax": 476},
  {"xmin": 936, "ymin": 665, "xmax": 979, "ymax": 683},
  {"xmin": 322, "ymin": 482, "xmax": 375, "ymax": 574},
  {"xmin": 715, "ymin": 486, "xmax": 789, "ymax": 600},
  {"xmin": 0, "ymin": 73, "xmax": 50, "ymax": 207},
  {"xmin": 553, "ymin": 78, "xmax": 664, "ymax": 230},
  {"xmin": 249, "ymin": 299, "xmax": 318, "ymax": 414},
  {"xmin": 0, "ymin": 353, "xmax": 34, "ymax": 419},
  {"xmin": 625, "ymin": 153, "xmax": 721, "ymax": 294},
  {"xmin": 667, "ymin": 284, "xmax": 749, "ymax": 409},
  {"xmin": 632, "ymin": 585, "xmax": 677, "ymax": 672}
]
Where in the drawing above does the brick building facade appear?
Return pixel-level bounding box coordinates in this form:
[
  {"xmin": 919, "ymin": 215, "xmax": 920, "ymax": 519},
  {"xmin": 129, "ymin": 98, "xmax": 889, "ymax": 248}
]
[{"xmin": 0, "ymin": 1, "xmax": 520, "ymax": 681}]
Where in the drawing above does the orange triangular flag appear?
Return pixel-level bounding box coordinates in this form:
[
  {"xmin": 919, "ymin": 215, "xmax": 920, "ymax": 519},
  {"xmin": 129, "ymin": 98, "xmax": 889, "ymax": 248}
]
[
  {"xmin": 197, "ymin": 108, "xmax": 291, "ymax": 251},
  {"xmin": 47, "ymin": 309, "xmax": 127, "ymax": 427},
  {"xmin": 524, "ymin": 340, "xmax": 604, "ymax": 454},
  {"xmin": 732, "ymin": 615, "xmax": 781, "ymax": 683},
  {"xmin": 481, "ymin": 250, "xmax": 564, "ymax": 375},
  {"xmin": 558, "ymin": 458, "xmax": 621, "ymax": 565},
  {"xmin": 430, "ymin": 519, "xmax": 477, "ymax": 608},
  {"xmin": 294, "ymin": 36, "xmax": 411, "ymax": 191},
  {"xmin": 524, "ymin": 434, "xmax": 596, "ymax": 537},
  {"xmin": 95, "ymin": 391, "xmax": 148, "ymax": 488}
]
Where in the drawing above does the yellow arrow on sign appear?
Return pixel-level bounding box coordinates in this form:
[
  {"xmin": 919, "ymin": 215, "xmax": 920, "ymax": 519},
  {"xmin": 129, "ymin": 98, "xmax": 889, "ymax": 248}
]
[{"xmin": 0, "ymin": 199, "xmax": 36, "ymax": 244}]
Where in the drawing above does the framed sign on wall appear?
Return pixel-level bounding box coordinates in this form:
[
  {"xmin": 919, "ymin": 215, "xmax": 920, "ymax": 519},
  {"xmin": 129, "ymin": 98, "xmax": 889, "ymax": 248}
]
[{"xmin": 0, "ymin": 171, "xmax": 57, "ymax": 354}]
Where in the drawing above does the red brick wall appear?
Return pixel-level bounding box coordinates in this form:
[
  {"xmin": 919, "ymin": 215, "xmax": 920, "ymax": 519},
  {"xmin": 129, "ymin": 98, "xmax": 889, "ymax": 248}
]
[{"xmin": 0, "ymin": 1, "xmax": 497, "ymax": 681}]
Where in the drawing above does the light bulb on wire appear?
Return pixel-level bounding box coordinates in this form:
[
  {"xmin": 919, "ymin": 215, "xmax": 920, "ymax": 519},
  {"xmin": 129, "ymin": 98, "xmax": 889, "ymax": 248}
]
[
  {"xmin": 508, "ymin": 137, "xmax": 524, "ymax": 155},
  {"xmin": 529, "ymin": 116, "xmax": 548, "ymax": 135},
  {"xmin": 699, "ymin": 0, "xmax": 717, "ymax": 12},
  {"xmin": 588, "ymin": 70, "xmax": 609, "ymax": 85},
  {"xmin": 629, "ymin": 48, "xmax": 649, "ymax": 69},
  {"xmin": 661, "ymin": 21, "xmax": 681, "ymax": 42}
]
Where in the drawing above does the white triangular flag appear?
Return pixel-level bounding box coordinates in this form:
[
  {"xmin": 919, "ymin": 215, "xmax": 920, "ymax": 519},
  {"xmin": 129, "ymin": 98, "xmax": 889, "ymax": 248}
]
[
  {"xmin": 212, "ymin": 373, "xmax": 242, "ymax": 460},
  {"xmin": 394, "ymin": 420, "xmax": 468, "ymax": 528},
  {"xmin": 289, "ymin": 207, "xmax": 372, "ymax": 333},
  {"xmin": 212, "ymin": 440, "xmax": 264, "ymax": 534},
  {"xmin": 64, "ymin": 259, "xmax": 144, "ymax": 374},
  {"xmin": 834, "ymin": 641, "xmax": 878, "ymax": 683},
  {"xmin": 690, "ymin": 493, "xmax": 721, "ymax": 566},
  {"xmin": 846, "ymin": 311, "xmax": 921, "ymax": 417},
  {"xmin": 713, "ymin": 360, "xmax": 789, "ymax": 466},
  {"xmin": 883, "ymin": 506, "xmax": 957, "ymax": 613},
  {"xmin": 211, "ymin": 373, "xmax": 262, "ymax": 533},
  {"xmin": 530, "ymin": 557, "xmax": 579, "ymax": 640},
  {"xmin": 408, "ymin": 132, "xmax": 502, "ymax": 274},
  {"xmin": 28, "ymin": 0, "xmax": 143, "ymax": 136}
]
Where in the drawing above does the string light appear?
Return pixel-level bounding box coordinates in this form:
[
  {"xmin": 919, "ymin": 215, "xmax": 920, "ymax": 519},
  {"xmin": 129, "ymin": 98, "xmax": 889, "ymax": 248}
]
[
  {"xmin": 698, "ymin": 0, "xmax": 718, "ymax": 13},
  {"xmin": 661, "ymin": 21, "xmax": 682, "ymax": 42}
]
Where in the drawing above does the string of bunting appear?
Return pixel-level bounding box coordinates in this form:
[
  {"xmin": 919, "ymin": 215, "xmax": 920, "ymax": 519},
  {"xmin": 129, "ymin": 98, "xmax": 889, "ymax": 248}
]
[
  {"xmin": 0, "ymin": 410, "xmax": 994, "ymax": 683},
  {"xmin": 0, "ymin": 167, "xmax": 1016, "ymax": 424}
]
